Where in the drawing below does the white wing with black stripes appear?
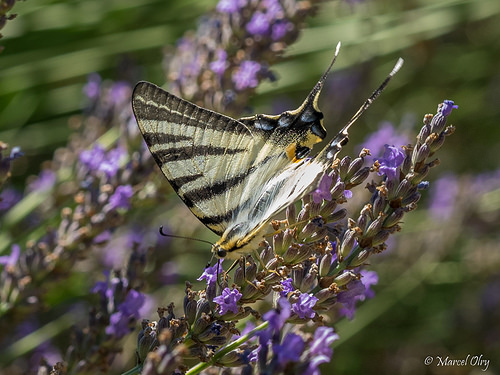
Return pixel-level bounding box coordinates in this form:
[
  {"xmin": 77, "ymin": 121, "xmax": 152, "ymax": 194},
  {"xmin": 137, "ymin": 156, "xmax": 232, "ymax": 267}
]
[{"xmin": 132, "ymin": 47, "xmax": 403, "ymax": 259}]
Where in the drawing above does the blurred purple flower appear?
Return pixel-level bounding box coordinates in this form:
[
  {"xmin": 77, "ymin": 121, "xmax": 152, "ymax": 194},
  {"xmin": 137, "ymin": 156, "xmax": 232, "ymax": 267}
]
[
  {"xmin": 209, "ymin": 49, "xmax": 229, "ymax": 77},
  {"xmin": 377, "ymin": 145, "xmax": 405, "ymax": 180},
  {"xmin": 0, "ymin": 244, "xmax": 20, "ymax": 271},
  {"xmin": 214, "ymin": 287, "xmax": 242, "ymax": 315},
  {"xmin": 216, "ymin": 0, "xmax": 246, "ymax": 13},
  {"xmin": 79, "ymin": 144, "xmax": 125, "ymax": 179},
  {"xmin": 273, "ymin": 332, "xmax": 304, "ymax": 366},
  {"xmin": 232, "ymin": 60, "xmax": 261, "ymax": 90},
  {"xmin": 246, "ymin": 11, "xmax": 270, "ymax": 35},
  {"xmin": 280, "ymin": 277, "xmax": 294, "ymax": 297},
  {"xmin": 108, "ymin": 185, "xmax": 133, "ymax": 210},
  {"xmin": 312, "ymin": 174, "xmax": 333, "ymax": 203},
  {"xmin": 84, "ymin": 73, "xmax": 102, "ymax": 100},
  {"xmin": 272, "ymin": 20, "xmax": 290, "ymax": 40},
  {"xmin": 106, "ymin": 289, "xmax": 145, "ymax": 338},
  {"xmin": 305, "ymin": 326, "xmax": 339, "ymax": 375},
  {"xmin": 428, "ymin": 174, "xmax": 459, "ymax": 220},
  {"xmin": 291, "ymin": 293, "xmax": 318, "ymax": 319},
  {"xmin": 198, "ymin": 261, "xmax": 224, "ymax": 286},
  {"xmin": 0, "ymin": 188, "xmax": 22, "ymax": 212},
  {"xmin": 28, "ymin": 169, "xmax": 56, "ymax": 192},
  {"xmin": 109, "ymin": 81, "xmax": 132, "ymax": 106},
  {"xmin": 160, "ymin": 261, "xmax": 179, "ymax": 285}
]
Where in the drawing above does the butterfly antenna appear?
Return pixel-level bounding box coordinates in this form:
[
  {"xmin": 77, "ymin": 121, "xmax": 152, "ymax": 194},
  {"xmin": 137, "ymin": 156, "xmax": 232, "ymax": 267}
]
[
  {"xmin": 319, "ymin": 58, "xmax": 404, "ymax": 162},
  {"xmin": 307, "ymin": 41, "xmax": 342, "ymax": 99},
  {"xmin": 158, "ymin": 226, "xmax": 214, "ymax": 246}
]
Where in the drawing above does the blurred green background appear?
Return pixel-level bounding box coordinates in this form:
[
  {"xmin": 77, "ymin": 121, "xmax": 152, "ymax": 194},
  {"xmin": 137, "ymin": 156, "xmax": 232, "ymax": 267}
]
[{"xmin": 1, "ymin": 0, "xmax": 500, "ymax": 374}]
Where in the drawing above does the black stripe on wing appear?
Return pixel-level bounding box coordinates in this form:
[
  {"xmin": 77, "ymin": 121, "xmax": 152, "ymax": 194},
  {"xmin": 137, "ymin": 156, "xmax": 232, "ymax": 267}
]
[{"xmin": 151, "ymin": 145, "xmax": 247, "ymax": 163}]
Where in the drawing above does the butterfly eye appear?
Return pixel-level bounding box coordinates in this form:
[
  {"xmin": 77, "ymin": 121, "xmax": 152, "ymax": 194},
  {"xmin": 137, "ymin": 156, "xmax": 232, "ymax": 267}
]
[{"xmin": 217, "ymin": 248, "xmax": 227, "ymax": 258}]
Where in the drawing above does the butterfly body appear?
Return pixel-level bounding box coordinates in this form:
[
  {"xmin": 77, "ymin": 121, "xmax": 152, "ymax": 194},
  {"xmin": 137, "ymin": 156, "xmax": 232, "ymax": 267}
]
[{"xmin": 132, "ymin": 46, "xmax": 403, "ymax": 259}]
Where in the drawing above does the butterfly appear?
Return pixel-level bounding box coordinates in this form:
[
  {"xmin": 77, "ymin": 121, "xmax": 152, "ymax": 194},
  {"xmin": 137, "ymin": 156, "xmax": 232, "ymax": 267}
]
[{"xmin": 132, "ymin": 43, "xmax": 403, "ymax": 260}]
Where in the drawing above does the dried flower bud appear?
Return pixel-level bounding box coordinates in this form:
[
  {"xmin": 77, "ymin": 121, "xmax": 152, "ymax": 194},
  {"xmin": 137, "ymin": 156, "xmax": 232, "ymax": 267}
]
[
  {"xmin": 371, "ymin": 230, "xmax": 390, "ymax": 247},
  {"xmin": 348, "ymin": 166, "xmax": 370, "ymax": 186},
  {"xmin": 346, "ymin": 157, "xmax": 364, "ymax": 179},
  {"xmin": 330, "ymin": 180, "xmax": 345, "ymax": 200},
  {"xmin": 364, "ymin": 213, "xmax": 385, "ymax": 238},
  {"xmin": 334, "ymin": 270, "xmax": 356, "ymax": 286},
  {"xmin": 320, "ymin": 199, "xmax": 338, "ymax": 217},
  {"xmin": 339, "ymin": 156, "xmax": 351, "ymax": 177},
  {"xmin": 384, "ymin": 208, "xmax": 404, "ymax": 228},
  {"xmin": 326, "ymin": 208, "xmax": 347, "ymax": 223},
  {"xmin": 273, "ymin": 231, "xmax": 284, "ymax": 255},
  {"xmin": 319, "ymin": 252, "xmax": 333, "ymax": 277},
  {"xmin": 349, "ymin": 250, "xmax": 370, "ymax": 267},
  {"xmin": 286, "ymin": 203, "xmax": 296, "ymax": 225},
  {"xmin": 192, "ymin": 313, "xmax": 211, "ymax": 335},
  {"xmin": 260, "ymin": 244, "xmax": 275, "ymax": 266},
  {"xmin": 340, "ymin": 229, "xmax": 357, "ymax": 259}
]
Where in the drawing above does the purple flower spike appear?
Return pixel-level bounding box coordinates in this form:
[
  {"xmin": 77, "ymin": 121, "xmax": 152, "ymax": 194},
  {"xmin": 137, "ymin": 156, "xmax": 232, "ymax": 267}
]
[
  {"xmin": 108, "ymin": 185, "xmax": 133, "ymax": 210},
  {"xmin": 442, "ymin": 100, "xmax": 458, "ymax": 117},
  {"xmin": 246, "ymin": 11, "xmax": 270, "ymax": 35},
  {"xmin": 214, "ymin": 287, "xmax": 242, "ymax": 315},
  {"xmin": 216, "ymin": 0, "xmax": 245, "ymax": 14},
  {"xmin": 377, "ymin": 145, "xmax": 405, "ymax": 180},
  {"xmin": 291, "ymin": 293, "xmax": 318, "ymax": 319},
  {"xmin": 232, "ymin": 60, "xmax": 261, "ymax": 91},
  {"xmin": 312, "ymin": 174, "xmax": 333, "ymax": 203}
]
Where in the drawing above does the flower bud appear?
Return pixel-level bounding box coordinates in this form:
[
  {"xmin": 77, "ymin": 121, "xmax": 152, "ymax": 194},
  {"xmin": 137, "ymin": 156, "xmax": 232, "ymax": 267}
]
[
  {"xmin": 372, "ymin": 230, "xmax": 390, "ymax": 247},
  {"xmin": 364, "ymin": 214, "xmax": 385, "ymax": 238},
  {"xmin": 192, "ymin": 313, "xmax": 211, "ymax": 335},
  {"xmin": 314, "ymin": 284, "xmax": 338, "ymax": 303},
  {"xmin": 384, "ymin": 208, "xmax": 404, "ymax": 228},
  {"xmin": 417, "ymin": 124, "xmax": 431, "ymax": 143},
  {"xmin": 395, "ymin": 178, "xmax": 413, "ymax": 198},
  {"xmin": 402, "ymin": 191, "xmax": 421, "ymax": 206},
  {"xmin": 320, "ymin": 199, "xmax": 338, "ymax": 217},
  {"xmin": 430, "ymin": 132, "xmax": 445, "ymax": 153},
  {"xmin": 349, "ymin": 166, "xmax": 370, "ymax": 186},
  {"xmin": 330, "ymin": 180, "xmax": 345, "ymax": 200},
  {"xmin": 349, "ymin": 250, "xmax": 370, "ymax": 267},
  {"xmin": 273, "ymin": 232, "xmax": 284, "ymax": 255},
  {"xmin": 326, "ymin": 208, "xmax": 347, "ymax": 223},
  {"xmin": 260, "ymin": 245, "xmax": 275, "ymax": 266},
  {"xmin": 300, "ymin": 265, "xmax": 318, "ymax": 292},
  {"xmin": 340, "ymin": 229, "xmax": 357, "ymax": 259},
  {"xmin": 334, "ymin": 270, "xmax": 356, "ymax": 286},
  {"xmin": 319, "ymin": 252, "xmax": 333, "ymax": 277},
  {"xmin": 415, "ymin": 143, "xmax": 431, "ymax": 163},
  {"xmin": 339, "ymin": 156, "xmax": 351, "ymax": 177},
  {"xmin": 286, "ymin": 203, "xmax": 296, "ymax": 225}
]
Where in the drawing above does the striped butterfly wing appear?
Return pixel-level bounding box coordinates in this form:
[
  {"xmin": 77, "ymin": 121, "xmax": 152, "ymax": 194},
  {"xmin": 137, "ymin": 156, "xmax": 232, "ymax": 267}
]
[{"xmin": 132, "ymin": 79, "xmax": 327, "ymax": 238}]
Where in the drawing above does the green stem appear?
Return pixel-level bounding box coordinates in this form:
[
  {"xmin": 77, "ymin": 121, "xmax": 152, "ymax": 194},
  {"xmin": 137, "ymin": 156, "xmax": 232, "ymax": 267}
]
[
  {"xmin": 121, "ymin": 365, "xmax": 142, "ymax": 375},
  {"xmin": 185, "ymin": 321, "xmax": 269, "ymax": 375}
]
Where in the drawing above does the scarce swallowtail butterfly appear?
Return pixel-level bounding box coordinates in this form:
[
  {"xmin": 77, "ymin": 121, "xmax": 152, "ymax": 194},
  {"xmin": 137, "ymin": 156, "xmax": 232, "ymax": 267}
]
[{"xmin": 132, "ymin": 43, "xmax": 403, "ymax": 260}]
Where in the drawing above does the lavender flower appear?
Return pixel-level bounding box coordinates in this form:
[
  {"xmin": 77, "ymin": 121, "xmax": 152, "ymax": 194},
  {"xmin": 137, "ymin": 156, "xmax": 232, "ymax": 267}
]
[
  {"xmin": 442, "ymin": 100, "xmax": 459, "ymax": 116},
  {"xmin": 0, "ymin": 144, "xmax": 23, "ymax": 185},
  {"xmin": 377, "ymin": 144, "xmax": 405, "ymax": 180},
  {"xmin": 428, "ymin": 174, "xmax": 459, "ymax": 220},
  {"xmin": 232, "ymin": 60, "xmax": 261, "ymax": 90},
  {"xmin": 273, "ymin": 332, "xmax": 305, "ymax": 366},
  {"xmin": 107, "ymin": 184, "xmax": 133, "ymax": 210},
  {"xmin": 305, "ymin": 327, "xmax": 339, "ymax": 375},
  {"xmin": 214, "ymin": 287, "xmax": 242, "ymax": 315},
  {"xmin": 197, "ymin": 261, "xmax": 224, "ymax": 286},
  {"xmin": 106, "ymin": 289, "xmax": 146, "ymax": 337},
  {"xmin": 216, "ymin": 0, "xmax": 246, "ymax": 14},
  {"xmin": 280, "ymin": 277, "xmax": 295, "ymax": 297},
  {"xmin": 291, "ymin": 293, "xmax": 318, "ymax": 319},
  {"xmin": 246, "ymin": 11, "xmax": 270, "ymax": 35},
  {"xmin": 0, "ymin": 244, "xmax": 20, "ymax": 272},
  {"xmin": 312, "ymin": 174, "xmax": 333, "ymax": 203}
]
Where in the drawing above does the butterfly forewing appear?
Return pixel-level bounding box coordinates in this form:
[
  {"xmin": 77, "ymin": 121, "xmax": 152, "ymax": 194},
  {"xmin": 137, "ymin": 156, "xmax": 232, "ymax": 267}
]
[{"xmin": 132, "ymin": 82, "xmax": 325, "ymax": 237}]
